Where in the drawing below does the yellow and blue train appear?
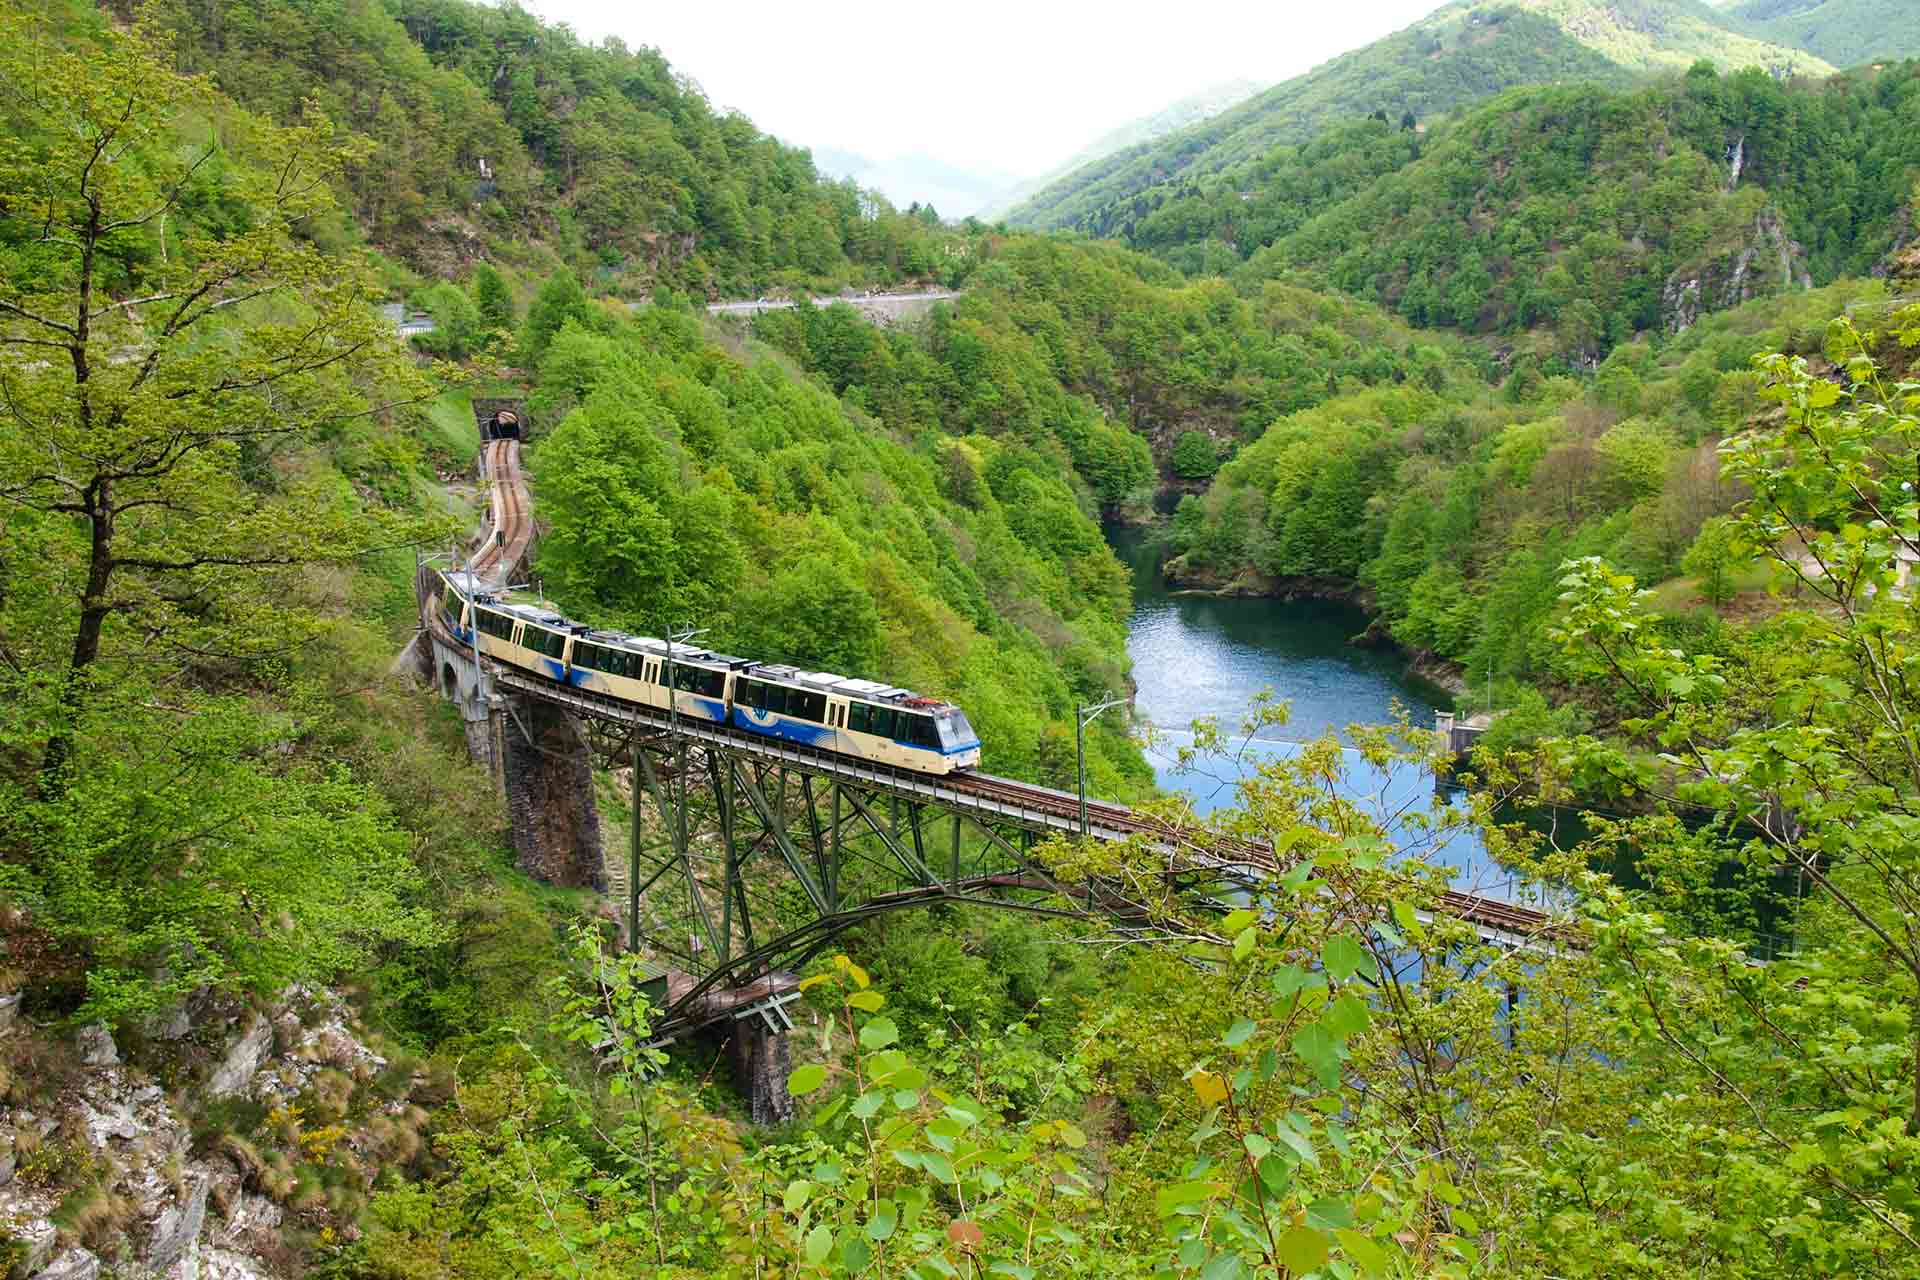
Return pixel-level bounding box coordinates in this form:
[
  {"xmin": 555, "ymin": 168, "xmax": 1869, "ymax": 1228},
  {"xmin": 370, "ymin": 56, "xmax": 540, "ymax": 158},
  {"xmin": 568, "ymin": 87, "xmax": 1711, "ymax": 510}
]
[{"xmin": 436, "ymin": 570, "xmax": 982, "ymax": 774}]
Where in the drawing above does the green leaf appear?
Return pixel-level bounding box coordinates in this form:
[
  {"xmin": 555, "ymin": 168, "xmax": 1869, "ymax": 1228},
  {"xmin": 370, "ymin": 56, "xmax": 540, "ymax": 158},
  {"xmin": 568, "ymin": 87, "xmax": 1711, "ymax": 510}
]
[
  {"xmin": 1292, "ymin": 1022, "xmax": 1345, "ymax": 1087},
  {"xmin": 1322, "ymin": 935, "xmax": 1375, "ymax": 982},
  {"xmin": 781, "ymin": 1178, "xmax": 812, "ymax": 1213},
  {"xmin": 891, "ymin": 1088, "xmax": 920, "ymax": 1110},
  {"xmin": 1323, "ymin": 993, "xmax": 1369, "ymax": 1038},
  {"xmin": 846, "ymin": 989, "xmax": 886, "ymax": 1013},
  {"xmin": 1220, "ymin": 908, "xmax": 1258, "ymax": 934},
  {"xmin": 788, "ymin": 1063, "xmax": 828, "ymax": 1095},
  {"xmin": 1308, "ymin": 1197, "xmax": 1355, "ymax": 1230},
  {"xmin": 1057, "ymin": 1122, "xmax": 1087, "ymax": 1149},
  {"xmin": 851, "ymin": 1089, "xmax": 886, "ymax": 1120},
  {"xmin": 1200, "ymin": 1252, "xmax": 1243, "ymax": 1280},
  {"xmin": 990, "ymin": 1265, "xmax": 1037, "ymax": 1280},
  {"xmin": 859, "ymin": 1016, "xmax": 899, "ymax": 1050},
  {"xmin": 1256, "ymin": 1154, "xmax": 1293, "ymax": 1194},
  {"xmin": 804, "ymin": 1222, "xmax": 833, "ymax": 1265},
  {"xmin": 1222, "ymin": 1017, "xmax": 1258, "ymax": 1048},
  {"xmin": 919, "ymin": 1151, "xmax": 956, "ymax": 1183},
  {"xmin": 1337, "ymin": 1229, "xmax": 1389, "ymax": 1275},
  {"xmin": 842, "ymin": 1237, "xmax": 872, "ymax": 1272},
  {"xmin": 1232, "ymin": 926, "xmax": 1258, "ymax": 961},
  {"xmin": 1243, "ymin": 1132, "xmax": 1272, "ymax": 1160},
  {"xmin": 1271, "ymin": 964, "xmax": 1323, "ymax": 998},
  {"xmin": 867, "ymin": 1198, "xmax": 898, "ymax": 1241},
  {"xmin": 1155, "ymin": 1180, "xmax": 1218, "ymax": 1215},
  {"xmin": 1277, "ymin": 1225, "xmax": 1330, "ymax": 1273}
]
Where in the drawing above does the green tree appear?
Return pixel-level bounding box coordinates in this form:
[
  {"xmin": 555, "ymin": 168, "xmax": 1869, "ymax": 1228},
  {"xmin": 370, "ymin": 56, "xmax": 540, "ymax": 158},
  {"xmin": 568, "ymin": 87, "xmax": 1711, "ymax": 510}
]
[
  {"xmin": 1553, "ymin": 334, "xmax": 1920, "ymax": 1167},
  {"xmin": 1170, "ymin": 430, "xmax": 1221, "ymax": 479},
  {"xmin": 0, "ymin": 5, "xmax": 427, "ymax": 782},
  {"xmin": 413, "ymin": 281, "xmax": 481, "ymax": 359},
  {"xmin": 522, "ymin": 266, "xmax": 592, "ymax": 362},
  {"xmin": 1680, "ymin": 513, "xmax": 1749, "ymax": 606},
  {"xmin": 471, "ymin": 260, "xmax": 515, "ymax": 331},
  {"xmin": 739, "ymin": 554, "xmax": 883, "ymax": 675}
]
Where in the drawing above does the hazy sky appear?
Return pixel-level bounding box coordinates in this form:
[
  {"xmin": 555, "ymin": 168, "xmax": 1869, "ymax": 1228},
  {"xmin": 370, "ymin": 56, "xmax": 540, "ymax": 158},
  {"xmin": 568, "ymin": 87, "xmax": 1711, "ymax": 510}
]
[{"xmin": 525, "ymin": 0, "xmax": 1448, "ymax": 179}]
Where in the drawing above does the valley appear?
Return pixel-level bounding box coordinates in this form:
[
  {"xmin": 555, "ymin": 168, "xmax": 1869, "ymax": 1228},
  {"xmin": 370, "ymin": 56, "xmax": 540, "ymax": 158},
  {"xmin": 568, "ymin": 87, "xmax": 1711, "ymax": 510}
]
[{"xmin": 2, "ymin": 0, "xmax": 1920, "ymax": 1277}]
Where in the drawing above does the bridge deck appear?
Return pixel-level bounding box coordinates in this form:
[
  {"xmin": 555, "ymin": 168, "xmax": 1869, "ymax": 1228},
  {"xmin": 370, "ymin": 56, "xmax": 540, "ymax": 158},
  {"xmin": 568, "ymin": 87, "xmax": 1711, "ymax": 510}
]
[{"xmin": 493, "ymin": 669, "xmax": 1557, "ymax": 941}]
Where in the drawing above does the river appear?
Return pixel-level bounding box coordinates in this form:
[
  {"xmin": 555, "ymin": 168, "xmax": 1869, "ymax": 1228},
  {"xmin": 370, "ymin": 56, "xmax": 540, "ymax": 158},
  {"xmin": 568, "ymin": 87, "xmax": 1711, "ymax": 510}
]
[{"xmin": 1108, "ymin": 523, "xmax": 1531, "ymax": 903}]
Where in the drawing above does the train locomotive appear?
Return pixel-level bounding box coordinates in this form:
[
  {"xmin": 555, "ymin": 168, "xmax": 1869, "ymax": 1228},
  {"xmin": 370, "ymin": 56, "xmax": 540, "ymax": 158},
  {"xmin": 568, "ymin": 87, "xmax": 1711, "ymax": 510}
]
[{"xmin": 435, "ymin": 570, "xmax": 982, "ymax": 774}]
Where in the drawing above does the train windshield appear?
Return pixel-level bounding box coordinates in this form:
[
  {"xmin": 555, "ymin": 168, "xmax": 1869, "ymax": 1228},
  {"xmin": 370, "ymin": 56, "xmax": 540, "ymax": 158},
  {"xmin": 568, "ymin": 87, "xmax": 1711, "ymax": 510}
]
[{"xmin": 936, "ymin": 710, "xmax": 977, "ymax": 750}]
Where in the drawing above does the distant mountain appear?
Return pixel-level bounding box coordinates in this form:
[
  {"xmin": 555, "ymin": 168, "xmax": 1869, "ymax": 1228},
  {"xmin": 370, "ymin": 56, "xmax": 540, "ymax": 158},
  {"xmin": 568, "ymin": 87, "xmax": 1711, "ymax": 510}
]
[
  {"xmin": 1723, "ymin": 0, "xmax": 1920, "ymax": 65},
  {"xmin": 978, "ymin": 80, "xmax": 1261, "ymax": 223},
  {"xmin": 1003, "ymin": 0, "xmax": 1831, "ymax": 232},
  {"xmin": 808, "ymin": 147, "xmax": 1018, "ymax": 220}
]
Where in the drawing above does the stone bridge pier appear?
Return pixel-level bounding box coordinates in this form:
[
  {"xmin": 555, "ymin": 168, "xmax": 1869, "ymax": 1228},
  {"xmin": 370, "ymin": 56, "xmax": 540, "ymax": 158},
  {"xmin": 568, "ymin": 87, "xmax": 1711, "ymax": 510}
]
[{"xmin": 426, "ymin": 631, "xmax": 605, "ymax": 890}]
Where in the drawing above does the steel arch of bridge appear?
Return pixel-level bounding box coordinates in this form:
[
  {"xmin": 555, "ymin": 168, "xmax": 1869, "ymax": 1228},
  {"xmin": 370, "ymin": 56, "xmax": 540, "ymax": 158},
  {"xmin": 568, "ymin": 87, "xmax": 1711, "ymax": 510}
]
[
  {"xmin": 485, "ymin": 668, "xmax": 1558, "ymax": 1043},
  {"xmin": 574, "ymin": 712, "xmax": 1181, "ymax": 1040}
]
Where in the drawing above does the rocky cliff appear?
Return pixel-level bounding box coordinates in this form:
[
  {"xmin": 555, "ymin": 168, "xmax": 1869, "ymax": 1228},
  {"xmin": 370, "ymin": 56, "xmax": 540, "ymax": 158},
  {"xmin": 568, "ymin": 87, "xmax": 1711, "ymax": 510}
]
[
  {"xmin": 1662, "ymin": 207, "xmax": 1812, "ymax": 334},
  {"xmin": 2, "ymin": 986, "xmax": 434, "ymax": 1279}
]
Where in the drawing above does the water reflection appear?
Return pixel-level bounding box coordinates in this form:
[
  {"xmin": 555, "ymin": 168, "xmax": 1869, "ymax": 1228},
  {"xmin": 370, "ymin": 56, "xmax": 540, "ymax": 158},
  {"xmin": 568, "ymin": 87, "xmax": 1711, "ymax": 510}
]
[{"xmin": 1109, "ymin": 523, "xmax": 1531, "ymax": 903}]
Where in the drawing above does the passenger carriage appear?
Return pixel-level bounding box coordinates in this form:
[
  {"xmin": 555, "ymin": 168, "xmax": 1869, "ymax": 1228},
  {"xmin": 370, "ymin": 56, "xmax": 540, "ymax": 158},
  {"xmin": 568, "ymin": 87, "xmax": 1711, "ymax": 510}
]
[
  {"xmin": 731, "ymin": 668, "xmax": 979, "ymax": 772},
  {"xmin": 432, "ymin": 570, "xmax": 981, "ymax": 774}
]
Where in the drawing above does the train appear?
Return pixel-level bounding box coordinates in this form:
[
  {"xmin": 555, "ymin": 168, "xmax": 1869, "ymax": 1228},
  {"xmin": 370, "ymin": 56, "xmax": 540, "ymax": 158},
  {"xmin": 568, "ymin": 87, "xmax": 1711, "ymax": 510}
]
[{"xmin": 434, "ymin": 569, "xmax": 983, "ymax": 774}]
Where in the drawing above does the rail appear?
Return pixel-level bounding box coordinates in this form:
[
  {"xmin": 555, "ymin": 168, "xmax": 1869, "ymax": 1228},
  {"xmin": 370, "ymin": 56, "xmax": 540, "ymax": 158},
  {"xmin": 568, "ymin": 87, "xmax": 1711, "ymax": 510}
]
[{"xmin": 486, "ymin": 667, "xmax": 1561, "ymax": 942}]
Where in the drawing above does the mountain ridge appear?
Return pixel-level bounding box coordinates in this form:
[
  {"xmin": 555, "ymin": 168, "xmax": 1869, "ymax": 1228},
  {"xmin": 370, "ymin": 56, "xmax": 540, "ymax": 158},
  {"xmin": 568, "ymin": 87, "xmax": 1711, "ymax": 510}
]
[{"xmin": 1004, "ymin": 0, "xmax": 1831, "ymax": 232}]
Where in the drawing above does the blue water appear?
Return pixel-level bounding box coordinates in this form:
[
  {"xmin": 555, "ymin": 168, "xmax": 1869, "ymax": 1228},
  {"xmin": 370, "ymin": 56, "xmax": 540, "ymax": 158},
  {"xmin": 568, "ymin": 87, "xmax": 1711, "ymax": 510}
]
[{"xmin": 1110, "ymin": 525, "xmax": 1532, "ymax": 904}]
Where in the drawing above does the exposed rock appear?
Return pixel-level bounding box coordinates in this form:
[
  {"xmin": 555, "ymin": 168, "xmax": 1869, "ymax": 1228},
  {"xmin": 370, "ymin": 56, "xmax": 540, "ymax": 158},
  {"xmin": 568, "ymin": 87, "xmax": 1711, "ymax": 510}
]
[
  {"xmin": 1, "ymin": 1214, "xmax": 55, "ymax": 1277},
  {"xmin": 208, "ymin": 1014, "xmax": 272, "ymax": 1098},
  {"xmin": 35, "ymin": 1250, "xmax": 97, "ymax": 1280},
  {"xmin": 199, "ymin": 1246, "xmax": 272, "ymax": 1280},
  {"xmin": 80, "ymin": 1095, "xmax": 142, "ymax": 1145},
  {"xmin": 74, "ymin": 1024, "xmax": 117, "ymax": 1068},
  {"xmin": 146, "ymin": 1003, "xmax": 193, "ymax": 1043},
  {"xmin": 1662, "ymin": 208, "xmax": 1810, "ymax": 335},
  {"xmin": 0, "ymin": 992, "xmax": 20, "ymax": 1032},
  {"xmin": 145, "ymin": 1174, "xmax": 208, "ymax": 1272},
  {"xmin": 211, "ymin": 1193, "xmax": 281, "ymax": 1255}
]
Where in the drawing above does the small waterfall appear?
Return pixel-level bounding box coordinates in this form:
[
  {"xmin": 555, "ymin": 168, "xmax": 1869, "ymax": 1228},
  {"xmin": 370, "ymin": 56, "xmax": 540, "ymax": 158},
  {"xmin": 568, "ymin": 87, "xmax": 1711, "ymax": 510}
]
[{"xmin": 1725, "ymin": 136, "xmax": 1745, "ymax": 191}]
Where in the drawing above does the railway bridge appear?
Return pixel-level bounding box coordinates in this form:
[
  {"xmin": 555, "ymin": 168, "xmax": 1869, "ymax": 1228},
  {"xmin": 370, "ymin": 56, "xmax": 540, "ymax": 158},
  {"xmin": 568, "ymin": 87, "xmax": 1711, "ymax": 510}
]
[{"xmin": 414, "ymin": 429, "xmax": 1560, "ymax": 1121}]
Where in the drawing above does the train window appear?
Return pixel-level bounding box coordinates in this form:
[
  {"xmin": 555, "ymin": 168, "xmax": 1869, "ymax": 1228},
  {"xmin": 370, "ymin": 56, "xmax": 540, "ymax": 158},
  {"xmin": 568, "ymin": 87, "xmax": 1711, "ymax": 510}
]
[
  {"xmin": 902, "ymin": 713, "xmax": 939, "ymax": 749},
  {"xmin": 674, "ymin": 665, "xmax": 725, "ymax": 698},
  {"xmin": 791, "ymin": 691, "xmax": 826, "ymax": 723},
  {"xmin": 868, "ymin": 706, "xmax": 897, "ymax": 739},
  {"xmin": 474, "ymin": 609, "xmax": 514, "ymax": 640},
  {"xmin": 937, "ymin": 710, "xmax": 977, "ymax": 749},
  {"xmin": 526, "ymin": 627, "xmax": 565, "ymax": 659},
  {"xmin": 848, "ymin": 703, "xmax": 869, "ymax": 733}
]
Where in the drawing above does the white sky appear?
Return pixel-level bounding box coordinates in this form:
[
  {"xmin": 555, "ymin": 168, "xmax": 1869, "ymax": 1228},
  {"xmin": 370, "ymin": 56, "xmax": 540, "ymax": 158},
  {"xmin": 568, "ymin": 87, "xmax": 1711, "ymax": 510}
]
[{"xmin": 524, "ymin": 0, "xmax": 1449, "ymax": 179}]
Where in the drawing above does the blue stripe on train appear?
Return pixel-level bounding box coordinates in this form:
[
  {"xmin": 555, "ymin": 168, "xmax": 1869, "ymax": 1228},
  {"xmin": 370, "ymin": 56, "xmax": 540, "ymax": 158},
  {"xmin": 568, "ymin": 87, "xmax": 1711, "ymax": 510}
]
[{"xmin": 732, "ymin": 708, "xmax": 833, "ymax": 747}]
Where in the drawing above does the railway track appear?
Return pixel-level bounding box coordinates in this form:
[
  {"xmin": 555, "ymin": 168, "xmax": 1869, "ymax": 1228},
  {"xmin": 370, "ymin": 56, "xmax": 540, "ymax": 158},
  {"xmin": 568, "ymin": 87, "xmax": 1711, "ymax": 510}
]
[
  {"xmin": 469, "ymin": 439, "xmax": 531, "ymax": 583},
  {"xmin": 949, "ymin": 771, "xmax": 1557, "ymax": 939},
  {"xmin": 431, "ymin": 439, "xmax": 1562, "ymax": 947}
]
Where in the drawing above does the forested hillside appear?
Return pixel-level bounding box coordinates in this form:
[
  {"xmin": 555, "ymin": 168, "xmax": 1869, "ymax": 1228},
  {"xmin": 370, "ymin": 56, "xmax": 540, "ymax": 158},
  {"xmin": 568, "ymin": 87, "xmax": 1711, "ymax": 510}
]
[
  {"xmin": 1726, "ymin": 0, "xmax": 1920, "ymax": 64},
  {"xmin": 1002, "ymin": 0, "xmax": 1828, "ymax": 232},
  {"xmin": 153, "ymin": 0, "xmax": 967, "ymax": 297},
  {"xmin": 1163, "ymin": 278, "xmax": 1903, "ymax": 721},
  {"xmin": 1082, "ymin": 62, "xmax": 1920, "ymax": 359},
  {"xmin": 978, "ymin": 79, "xmax": 1260, "ymax": 222},
  {"xmin": 5, "ymin": 2, "xmax": 1920, "ymax": 1277}
]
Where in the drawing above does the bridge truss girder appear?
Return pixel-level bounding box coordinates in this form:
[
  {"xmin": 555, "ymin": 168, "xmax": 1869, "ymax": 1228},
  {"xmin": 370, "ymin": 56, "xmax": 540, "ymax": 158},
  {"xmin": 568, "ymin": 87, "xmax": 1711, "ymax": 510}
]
[{"xmin": 569, "ymin": 709, "xmax": 1190, "ymax": 1037}]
